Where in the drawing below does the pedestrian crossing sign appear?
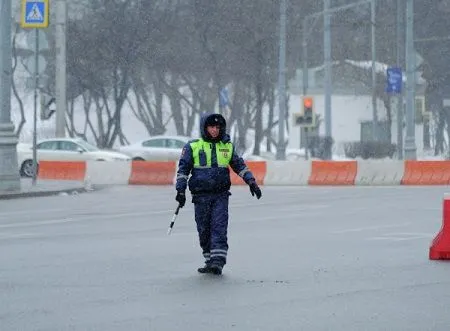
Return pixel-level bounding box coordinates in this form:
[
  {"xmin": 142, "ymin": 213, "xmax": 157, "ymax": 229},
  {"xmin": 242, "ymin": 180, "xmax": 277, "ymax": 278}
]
[{"xmin": 21, "ymin": 0, "xmax": 49, "ymax": 28}]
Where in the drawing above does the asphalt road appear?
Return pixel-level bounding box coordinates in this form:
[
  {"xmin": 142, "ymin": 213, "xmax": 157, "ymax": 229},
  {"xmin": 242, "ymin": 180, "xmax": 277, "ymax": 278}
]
[{"xmin": 1, "ymin": 184, "xmax": 450, "ymax": 330}]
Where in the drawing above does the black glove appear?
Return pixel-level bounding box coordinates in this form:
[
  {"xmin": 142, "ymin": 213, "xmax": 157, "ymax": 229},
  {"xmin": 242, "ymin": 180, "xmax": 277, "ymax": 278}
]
[
  {"xmin": 175, "ymin": 191, "xmax": 186, "ymax": 208},
  {"xmin": 248, "ymin": 180, "xmax": 262, "ymax": 199}
]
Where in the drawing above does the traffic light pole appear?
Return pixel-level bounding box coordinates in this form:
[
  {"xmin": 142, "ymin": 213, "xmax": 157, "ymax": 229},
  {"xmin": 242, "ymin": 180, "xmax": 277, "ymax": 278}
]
[
  {"xmin": 302, "ymin": 0, "xmax": 373, "ymax": 160},
  {"xmin": 304, "ymin": 128, "xmax": 309, "ymax": 160},
  {"xmin": 302, "ymin": 18, "xmax": 309, "ymax": 160}
]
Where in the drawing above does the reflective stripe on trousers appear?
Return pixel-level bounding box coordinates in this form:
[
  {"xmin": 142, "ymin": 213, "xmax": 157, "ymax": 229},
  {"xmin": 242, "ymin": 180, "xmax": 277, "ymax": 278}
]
[{"xmin": 194, "ymin": 192, "xmax": 230, "ymax": 266}]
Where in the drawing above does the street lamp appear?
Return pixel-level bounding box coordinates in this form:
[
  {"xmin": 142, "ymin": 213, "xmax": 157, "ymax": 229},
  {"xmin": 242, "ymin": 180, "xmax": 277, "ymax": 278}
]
[
  {"xmin": 55, "ymin": 0, "xmax": 67, "ymax": 138},
  {"xmin": 396, "ymin": 0, "xmax": 404, "ymax": 160},
  {"xmin": 404, "ymin": 0, "xmax": 417, "ymax": 159},
  {"xmin": 276, "ymin": 0, "xmax": 287, "ymax": 160},
  {"xmin": 324, "ymin": 0, "xmax": 332, "ymax": 157},
  {"xmin": 0, "ymin": 0, "xmax": 21, "ymax": 192}
]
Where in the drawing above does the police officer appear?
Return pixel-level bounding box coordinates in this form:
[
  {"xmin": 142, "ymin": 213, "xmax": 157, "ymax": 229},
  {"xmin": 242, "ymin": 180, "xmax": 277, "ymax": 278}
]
[{"xmin": 175, "ymin": 112, "xmax": 262, "ymax": 275}]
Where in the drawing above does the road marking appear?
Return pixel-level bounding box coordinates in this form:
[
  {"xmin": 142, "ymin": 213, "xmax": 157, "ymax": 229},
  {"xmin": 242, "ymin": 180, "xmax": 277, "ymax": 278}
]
[
  {"xmin": 232, "ymin": 200, "xmax": 330, "ymax": 209},
  {"xmin": 366, "ymin": 232, "xmax": 434, "ymax": 241},
  {"xmin": 0, "ymin": 233, "xmax": 40, "ymax": 240},
  {"xmin": 0, "ymin": 208, "xmax": 67, "ymax": 218},
  {"xmin": 0, "ymin": 209, "xmax": 175, "ymax": 229},
  {"xmin": 331, "ymin": 223, "xmax": 411, "ymax": 234},
  {"xmin": 240, "ymin": 211, "xmax": 322, "ymax": 223}
]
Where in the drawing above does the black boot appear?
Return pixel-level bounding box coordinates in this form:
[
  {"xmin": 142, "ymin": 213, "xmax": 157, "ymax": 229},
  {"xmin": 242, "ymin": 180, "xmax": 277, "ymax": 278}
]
[
  {"xmin": 197, "ymin": 264, "xmax": 212, "ymax": 273},
  {"xmin": 209, "ymin": 263, "xmax": 223, "ymax": 275}
]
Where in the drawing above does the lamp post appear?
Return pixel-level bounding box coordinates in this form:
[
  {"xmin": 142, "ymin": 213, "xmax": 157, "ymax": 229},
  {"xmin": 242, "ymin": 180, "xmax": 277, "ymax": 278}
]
[
  {"xmin": 324, "ymin": 0, "xmax": 332, "ymax": 147},
  {"xmin": 276, "ymin": 0, "xmax": 287, "ymax": 160},
  {"xmin": 396, "ymin": 0, "xmax": 404, "ymax": 160},
  {"xmin": 55, "ymin": 0, "xmax": 67, "ymax": 137},
  {"xmin": 0, "ymin": 0, "xmax": 21, "ymax": 192},
  {"xmin": 404, "ymin": 0, "xmax": 417, "ymax": 159},
  {"xmin": 370, "ymin": 0, "xmax": 378, "ymax": 141}
]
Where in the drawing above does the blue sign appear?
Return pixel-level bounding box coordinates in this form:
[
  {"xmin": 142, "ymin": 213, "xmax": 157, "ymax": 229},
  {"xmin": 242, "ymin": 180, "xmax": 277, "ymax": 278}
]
[
  {"xmin": 386, "ymin": 67, "xmax": 402, "ymax": 94},
  {"xmin": 219, "ymin": 88, "xmax": 229, "ymax": 108},
  {"xmin": 21, "ymin": 0, "xmax": 49, "ymax": 28}
]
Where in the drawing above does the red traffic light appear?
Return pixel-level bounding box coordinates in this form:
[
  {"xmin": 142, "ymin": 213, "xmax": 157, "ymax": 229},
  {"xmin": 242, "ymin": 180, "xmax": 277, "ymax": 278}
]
[{"xmin": 303, "ymin": 97, "xmax": 313, "ymax": 109}]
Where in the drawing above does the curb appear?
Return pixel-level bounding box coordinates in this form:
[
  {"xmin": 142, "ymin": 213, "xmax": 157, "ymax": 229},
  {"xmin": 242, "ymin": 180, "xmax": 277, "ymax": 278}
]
[{"xmin": 0, "ymin": 185, "xmax": 103, "ymax": 200}]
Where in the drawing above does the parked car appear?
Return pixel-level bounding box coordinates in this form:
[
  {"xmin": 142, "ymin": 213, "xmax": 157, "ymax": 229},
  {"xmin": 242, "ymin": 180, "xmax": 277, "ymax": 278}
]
[
  {"xmin": 117, "ymin": 135, "xmax": 192, "ymax": 161},
  {"xmin": 18, "ymin": 138, "xmax": 131, "ymax": 177}
]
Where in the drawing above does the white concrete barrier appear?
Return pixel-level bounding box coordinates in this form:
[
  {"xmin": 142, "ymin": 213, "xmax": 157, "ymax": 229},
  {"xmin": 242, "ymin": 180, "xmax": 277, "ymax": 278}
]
[
  {"xmin": 264, "ymin": 161, "xmax": 311, "ymax": 186},
  {"xmin": 85, "ymin": 160, "xmax": 132, "ymax": 185},
  {"xmin": 57, "ymin": 159, "xmax": 414, "ymax": 187},
  {"xmin": 355, "ymin": 160, "xmax": 405, "ymax": 185},
  {"xmin": 173, "ymin": 161, "xmax": 180, "ymax": 185}
]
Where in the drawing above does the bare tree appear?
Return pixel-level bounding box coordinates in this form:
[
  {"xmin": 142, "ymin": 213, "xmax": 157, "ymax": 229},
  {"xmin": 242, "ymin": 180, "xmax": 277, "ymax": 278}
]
[
  {"xmin": 11, "ymin": 25, "xmax": 26, "ymax": 136},
  {"xmin": 66, "ymin": 0, "xmax": 162, "ymax": 147},
  {"xmin": 60, "ymin": 0, "xmax": 428, "ymax": 154}
]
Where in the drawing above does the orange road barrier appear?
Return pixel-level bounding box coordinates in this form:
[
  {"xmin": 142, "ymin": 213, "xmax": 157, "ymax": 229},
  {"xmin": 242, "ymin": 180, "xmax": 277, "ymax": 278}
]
[
  {"xmin": 230, "ymin": 161, "xmax": 267, "ymax": 185},
  {"xmin": 129, "ymin": 161, "xmax": 177, "ymax": 185},
  {"xmin": 429, "ymin": 196, "xmax": 450, "ymax": 260},
  {"xmin": 401, "ymin": 161, "xmax": 450, "ymax": 185},
  {"xmin": 308, "ymin": 161, "xmax": 357, "ymax": 185},
  {"xmin": 37, "ymin": 161, "xmax": 86, "ymax": 181}
]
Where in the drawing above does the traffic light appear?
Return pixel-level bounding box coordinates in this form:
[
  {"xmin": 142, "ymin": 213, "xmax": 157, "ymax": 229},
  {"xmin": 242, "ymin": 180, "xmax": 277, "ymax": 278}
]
[
  {"xmin": 303, "ymin": 97, "xmax": 314, "ymax": 125},
  {"xmin": 294, "ymin": 113, "xmax": 306, "ymax": 125},
  {"xmin": 294, "ymin": 96, "xmax": 315, "ymax": 127}
]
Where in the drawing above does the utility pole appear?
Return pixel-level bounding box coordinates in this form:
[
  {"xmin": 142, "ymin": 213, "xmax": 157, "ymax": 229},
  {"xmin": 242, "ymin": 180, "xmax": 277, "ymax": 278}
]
[
  {"xmin": 324, "ymin": 0, "xmax": 332, "ymax": 159},
  {"xmin": 276, "ymin": 0, "xmax": 287, "ymax": 160},
  {"xmin": 55, "ymin": 0, "xmax": 67, "ymax": 137},
  {"xmin": 0, "ymin": 0, "xmax": 21, "ymax": 192},
  {"xmin": 396, "ymin": 0, "xmax": 404, "ymax": 159},
  {"xmin": 371, "ymin": 0, "xmax": 378, "ymax": 141},
  {"xmin": 404, "ymin": 0, "xmax": 417, "ymax": 159},
  {"xmin": 32, "ymin": 29, "xmax": 40, "ymax": 185}
]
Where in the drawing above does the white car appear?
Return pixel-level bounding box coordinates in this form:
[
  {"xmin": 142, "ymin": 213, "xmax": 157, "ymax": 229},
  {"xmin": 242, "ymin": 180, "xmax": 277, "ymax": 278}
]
[
  {"xmin": 118, "ymin": 135, "xmax": 192, "ymax": 161},
  {"xmin": 18, "ymin": 138, "xmax": 131, "ymax": 177}
]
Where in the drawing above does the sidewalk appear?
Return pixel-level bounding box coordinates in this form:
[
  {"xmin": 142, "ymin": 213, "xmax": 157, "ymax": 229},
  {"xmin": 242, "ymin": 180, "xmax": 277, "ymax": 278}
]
[{"xmin": 0, "ymin": 178, "xmax": 94, "ymax": 200}]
